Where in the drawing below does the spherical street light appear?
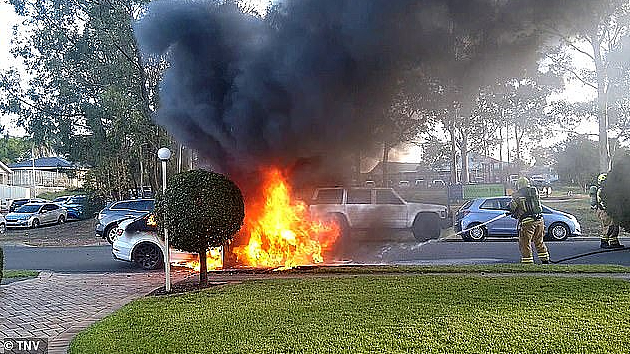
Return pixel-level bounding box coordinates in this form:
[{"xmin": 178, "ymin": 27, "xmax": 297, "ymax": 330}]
[{"xmin": 158, "ymin": 147, "xmax": 172, "ymax": 161}]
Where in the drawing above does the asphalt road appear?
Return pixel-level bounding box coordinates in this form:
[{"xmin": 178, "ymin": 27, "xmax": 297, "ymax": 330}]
[
  {"xmin": 3, "ymin": 236, "xmax": 630, "ymax": 272},
  {"xmin": 2, "ymin": 245, "xmax": 141, "ymax": 272}
]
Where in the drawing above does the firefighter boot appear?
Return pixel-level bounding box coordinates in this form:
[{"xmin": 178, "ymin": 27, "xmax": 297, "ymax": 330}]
[
  {"xmin": 608, "ymin": 241, "xmax": 624, "ymax": 249},
  {"xmin": 600, "ymin": 239, "xmax": 610, "ymax": 249}
]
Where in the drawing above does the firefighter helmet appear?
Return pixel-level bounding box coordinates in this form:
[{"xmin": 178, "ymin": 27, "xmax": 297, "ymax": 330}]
[
  {"xmin": 517, "ymin": 177, "xmax": 530, "ymax": 189},
  {"xmin": 597, "ymin": 173, "xmax": 607, "ymax": 185}
]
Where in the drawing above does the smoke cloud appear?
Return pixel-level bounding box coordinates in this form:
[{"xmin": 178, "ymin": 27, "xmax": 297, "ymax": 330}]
[{"xmin": 135, "ymin": 0, "xmax": 593, "ymax": 181}]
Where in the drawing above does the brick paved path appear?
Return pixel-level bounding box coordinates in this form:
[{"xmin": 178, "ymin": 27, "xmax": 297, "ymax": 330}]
[{"xmin": 0, "ymin": 271, "xmax": 189, "ymax": 354}]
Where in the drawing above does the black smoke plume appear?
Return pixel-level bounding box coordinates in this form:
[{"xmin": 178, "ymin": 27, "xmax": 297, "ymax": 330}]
[{"xmin": 135, "ymin": 0, "xmax": 593, "ymax": 183}]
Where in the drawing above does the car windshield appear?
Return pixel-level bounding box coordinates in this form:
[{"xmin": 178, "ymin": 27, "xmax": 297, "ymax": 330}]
[
  {"xmin": 69, "ymin": 196, "xmax": 86, "ymax": 204},
  {"xmin": 16, "ymin": 205, "xmax": 41, "ymax": 213}
]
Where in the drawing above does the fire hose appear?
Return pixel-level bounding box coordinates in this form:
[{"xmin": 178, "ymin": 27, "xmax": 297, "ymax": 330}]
[
  {"xmin": 551, "ymin": 246, "xmax": 629, "ymax": 264},
  {"xmin": 450, "ymin": 213, "xmax": 510, "ymax": 237}
]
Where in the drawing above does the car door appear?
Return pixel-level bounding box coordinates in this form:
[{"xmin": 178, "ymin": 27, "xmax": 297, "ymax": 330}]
[
  {"xmin": 498, "ymin": 197, "xmax": 519, "ymax": 236},
  {"xmin": 374, "ymin": 189, "xmax": 407, "ymax": 228},
  {"xmin": 476, "ymin": 198, "xmax": 507, "ymax": 235},
  {"xmin": 345, "ymin": 188, "xmax": 375, "ymax": 227},
  {"xmin": 40, "ymin": 204, "xmax": 55, "ymax": 224}
]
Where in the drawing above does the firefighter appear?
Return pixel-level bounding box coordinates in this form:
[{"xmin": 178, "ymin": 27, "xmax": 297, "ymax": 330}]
[
  {"xmin": 594, "ymin": 173, "xmax": 623, "ymax": 249},
  {"xmin": 509, "ymin": 177, "xmax": 549, "ymax": 264}
]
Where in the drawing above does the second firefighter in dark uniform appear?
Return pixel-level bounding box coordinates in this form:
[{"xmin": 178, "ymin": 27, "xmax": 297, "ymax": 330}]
[{"xmin": 509, "ymin": 177, "xmax": 550, "ymax": 264}]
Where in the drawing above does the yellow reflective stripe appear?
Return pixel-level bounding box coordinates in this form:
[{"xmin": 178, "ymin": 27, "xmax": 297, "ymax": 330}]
[
  {"xmin": 521, "ymin": 257, "xmax": 534, "ymax": 263},
  {"xmin": 538, "ymin": 252, "xmax": 549, "ymax": 258}
]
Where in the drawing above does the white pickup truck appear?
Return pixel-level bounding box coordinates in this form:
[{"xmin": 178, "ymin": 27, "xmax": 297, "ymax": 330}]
[{"xmin": 309, "ymin": 187, "xmax": 449, "ymax": 241}]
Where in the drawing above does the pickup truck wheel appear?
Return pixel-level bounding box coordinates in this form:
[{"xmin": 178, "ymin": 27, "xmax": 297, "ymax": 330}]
[
  {"xmin": 412, "ymin": 213, "xmax": 441, "ymax": 241},
  {"xmin": 331, "ymin": 214, "xmax": 350, "ymax": 239}
]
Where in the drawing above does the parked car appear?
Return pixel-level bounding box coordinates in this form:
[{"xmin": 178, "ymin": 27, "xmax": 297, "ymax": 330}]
[
  {"xmin": 309, "ymin": 187, "xmax": 449, "ymax": 241},
  {"xmin": 0, "ymin": 214, "xmax": 6, "ymax": 233},
  {"xmin": 8, "ymin": 198, "xmax": 48, "ymax": 213},
  {"xmin": 96, "ymin": 199, "xmax": 155, "ymax": 244},
  {"xmin": 63, "ymin": 195, "xmax": 87, "ymax": 219},
  {"xmin": 454, "ymin": 196, "xmax": 581, "ymax": 242},
  {"xmin": 5, "ymin": 202, "xmax": 68, "ymax": 228},
  {"xmin": 53, "ymin": 196, "xmax": 72, "ymax": 205},
  {"xmin": 111, "ymin": 213, "xmax": 201, "ymax": 270}
]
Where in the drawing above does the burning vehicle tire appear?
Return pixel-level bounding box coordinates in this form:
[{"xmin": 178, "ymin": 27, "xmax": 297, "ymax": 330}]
[
  {"xmin": 412, "ymin": 213, "xmax": 441, "ymax": 241},
  {"xmin": 31, "ymin": 218, "xmax": 40, "ymax": 228},
  {"xmin": 132, "ymin": 242, "xmax": 164, "ymax": 270}
]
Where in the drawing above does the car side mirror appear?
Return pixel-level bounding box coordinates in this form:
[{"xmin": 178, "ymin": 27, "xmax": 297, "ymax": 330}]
[{"xmin": 41, "ymin": 210, "xmax": 47, "ymax": 214}]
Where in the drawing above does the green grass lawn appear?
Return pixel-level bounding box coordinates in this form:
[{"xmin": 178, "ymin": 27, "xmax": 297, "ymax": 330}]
[
  {"xmin": 2, "ymin": 270, "xmax": 39, "ymax": 279},
  {"xmin": 70, "ymin": 275, "xmax": 630, "ymax": 354}
]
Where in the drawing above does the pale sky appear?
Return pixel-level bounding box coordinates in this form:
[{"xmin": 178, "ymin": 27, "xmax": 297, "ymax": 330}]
[{"xmin": 0, "ymin": 0, "xmax": 600, "ymax": 162}]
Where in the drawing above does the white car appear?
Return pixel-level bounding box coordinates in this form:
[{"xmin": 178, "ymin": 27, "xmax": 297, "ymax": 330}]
[
  {"xmin": 0, "ymin": 214, "xmax": 6, "ymax": 234},
  {"xmin": 309, "ymin": 187, "xmax": 449, "ymax": 241},
  {"xmin": 112, "ymin": 214, "xmax": 200, "ymax": 270},
  {"xmin": 5, "ymin": 203, "xmax": 67, "ymax": 228}
]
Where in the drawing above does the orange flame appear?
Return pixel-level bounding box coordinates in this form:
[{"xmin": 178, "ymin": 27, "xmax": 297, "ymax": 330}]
[
  {"xmin": 176, "ymin": 248, "xmax": 223, "ymax": 272},
  {"xmin": 233, "ymin": 168, "xmax": 339, "ymax": 268}
]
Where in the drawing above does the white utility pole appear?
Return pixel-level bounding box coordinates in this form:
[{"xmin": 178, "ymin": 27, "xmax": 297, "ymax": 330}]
[{"xmin": 158, "ymin": 147, "xmax": 172, "ymax": 292}]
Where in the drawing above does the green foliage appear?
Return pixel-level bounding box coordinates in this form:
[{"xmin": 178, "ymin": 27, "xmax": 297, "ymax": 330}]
[
  {"xmin": 551, "ymin": 135, "xmax": 599, "ymax": 186},
  {"xmin": 602, "ymin": 151, "xmax": 630, "ymax": 231},
  {"xmin": 37, "ymin": 188, "xmax": 83, "ymax": 201},
  {"xmin": 0, "ymin": 0, "xmax": 169, "ymax": 199},
  {"xmin": 70, "ymin": 275, "xmax": 630, "ymax": 354},
  {"xmin": 155, "ymin": 170, "xmax": 245, "ymax": 253},
  {"xmin": 0, "ymin": 135, "xmax": 31, "ymax": 165}
]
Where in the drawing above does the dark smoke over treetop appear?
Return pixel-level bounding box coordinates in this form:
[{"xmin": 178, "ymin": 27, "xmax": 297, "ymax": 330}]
[{"xmin": 135, "ymin": 0, "xmax": 593, "ymax": 176}]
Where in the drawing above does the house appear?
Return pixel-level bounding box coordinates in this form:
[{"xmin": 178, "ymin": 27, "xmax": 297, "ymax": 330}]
[
  {"xmin": 0, "ymin": 160, "xmax": 11, "ymax": 185},
  {"xmin": 9, "ymin": 156, "xmax": 88, "ymax": 192},
  {"xmin": 363, "ymin": 162, "xmax": 443, "ymax": 187}
]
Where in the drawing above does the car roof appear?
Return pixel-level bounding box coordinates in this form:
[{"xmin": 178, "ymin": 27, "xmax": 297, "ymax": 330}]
[{"xmin": 20, "ymin": 202, "xmax": 45, "ymax": 207}]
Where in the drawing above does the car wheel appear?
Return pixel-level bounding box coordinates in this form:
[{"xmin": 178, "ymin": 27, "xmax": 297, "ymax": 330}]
[
  {"xmin": 412, "ymin": 213, "xmax": 441, "ymax": 241},
  {"xmin": 465, "ymin": 222, "xmax": 487, "ymax": 242},
  {"xmin": 31, "ymin": 219, "xmax": 40, "ymax": 228},
  {"xmin": 548, "ymin": 222, "xmax": 569, "ymax": 241},
  {"xmin": 57, "ymin": 215, "xmax": 65, "ymax": 224},
  {"xmin": 0, "ymin": 223, "xmax": 6, "ymax": 234},
  {"xmin": 328, "ymin": 214, "xmax": 350, "ymax": 239},
  {"xmin": 133, "ymin": 243, "xmax": 164, "ymax": 270},
  {"xmin": 104, "ymin": 224, "xmax": 118, "ymax": 244}
]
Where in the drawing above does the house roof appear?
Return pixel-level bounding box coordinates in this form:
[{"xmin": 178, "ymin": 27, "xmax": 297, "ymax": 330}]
[
  {"xmin": 0, "ymin": 161, "xmax": 11, "ymax": 174},
  {"xmin": 10, "ymin": 156, "xmax": 75, "ymax": 169}
]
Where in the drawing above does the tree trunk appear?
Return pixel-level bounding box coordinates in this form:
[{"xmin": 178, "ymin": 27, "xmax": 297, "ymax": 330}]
[
  {"xmin": 498, "ymin": 120, "xmax": 503, "ymax": 161},
  {"xmin": 460, "ymin": 131, "xmax": 469, "ymax": 184},
  {"xmin": 591, "ymin": 31, "xmax": 610, "ymax": 172},
  {"xmin": 381, "ymin": 141, "xmax": 390, "ymax": 187},
  {"xmin": 514, "ymin": 123, "xmax": 521, "ymax": 162},
  {"xmin": 199, "ymin": 249, "xmax": 207, "ymax": 285},
  {"xmin": 449, "ymin": 116, "xmax": 458, "ymax": 184},
  {"xmin": 505, "ymin": 121, "xmax": 510, "ymax": 163}
]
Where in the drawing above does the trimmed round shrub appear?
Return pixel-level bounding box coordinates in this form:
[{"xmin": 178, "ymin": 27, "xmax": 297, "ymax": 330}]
[{"xmin": 155, "ymin": 169, "xmax": 244, "ymax": 284}]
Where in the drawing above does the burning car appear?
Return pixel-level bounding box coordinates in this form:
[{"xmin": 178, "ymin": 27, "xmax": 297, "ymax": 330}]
[
  {"xmin": 309, "ymin": 187, "xmax": 449, "ymax": 241},
  {"xmin": 111, "ymin": 213, "xmax": 221, "ymax": 270}
]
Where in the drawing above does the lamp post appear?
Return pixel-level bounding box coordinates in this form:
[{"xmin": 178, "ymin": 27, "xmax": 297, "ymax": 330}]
[{"xmin": 158, "ymin": 147, "xmax": 172, "ymax": 292}]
